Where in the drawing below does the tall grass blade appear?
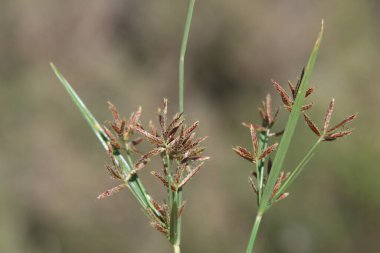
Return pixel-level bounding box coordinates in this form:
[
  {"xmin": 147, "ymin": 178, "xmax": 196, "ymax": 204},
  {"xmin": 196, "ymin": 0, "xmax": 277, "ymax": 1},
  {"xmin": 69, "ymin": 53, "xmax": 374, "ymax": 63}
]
[
  {"xmin": 50, "ymin": 63, "xmax": 108, "ymax": 150},
  {"xmin": 259, "ymin": 21, "xmax": 324, "ymax": 213},
  {"xmin": 50, "ymin": 63, "xmax": 160, "ymax": 216}
]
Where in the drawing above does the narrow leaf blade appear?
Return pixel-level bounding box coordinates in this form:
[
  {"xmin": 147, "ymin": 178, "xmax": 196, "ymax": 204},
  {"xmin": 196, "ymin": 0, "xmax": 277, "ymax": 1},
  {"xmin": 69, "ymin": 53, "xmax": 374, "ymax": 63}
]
[
  {"xmin": 259, "ymin": 21, "xmax": 324, "ymax": 213},
  {"xmin": 50, "ymin": 63, "xmax": 161, "ymax": 216},
  {"xmin": 50, "ymin": 63, "xmax": 108, "ymax": 149}
]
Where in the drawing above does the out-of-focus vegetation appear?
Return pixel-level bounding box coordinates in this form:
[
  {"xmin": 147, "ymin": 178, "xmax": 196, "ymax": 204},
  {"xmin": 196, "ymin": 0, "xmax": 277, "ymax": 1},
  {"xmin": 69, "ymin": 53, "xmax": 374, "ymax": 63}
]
[{"xmin": 0, "ymin": 0, "xmax": 379, "ymax": 252}]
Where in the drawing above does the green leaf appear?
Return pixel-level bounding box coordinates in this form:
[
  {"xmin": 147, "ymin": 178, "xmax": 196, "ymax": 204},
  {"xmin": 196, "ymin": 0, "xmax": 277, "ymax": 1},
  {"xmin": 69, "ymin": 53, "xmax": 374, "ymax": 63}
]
[
  {"xmin": 50, "ymin": 63, "xmax": 160, "ymax": 216},
  {"xmin": 50, "ymin": 63, "xmax": 109, "ymax": 149},
  {"xmin": 258, "ymin": 21, "xmax": 324, "ymax": 214}
]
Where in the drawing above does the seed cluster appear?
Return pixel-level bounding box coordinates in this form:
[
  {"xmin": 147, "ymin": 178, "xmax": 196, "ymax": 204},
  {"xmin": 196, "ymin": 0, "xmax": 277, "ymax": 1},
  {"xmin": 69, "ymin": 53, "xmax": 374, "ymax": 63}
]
[
  {"xmin": 234, "ymin": 69, "xmax": 357, "ymax": 206},
  {"xmin": 98, "ymin": 99, "xmax": 209, "ymax": 237}
]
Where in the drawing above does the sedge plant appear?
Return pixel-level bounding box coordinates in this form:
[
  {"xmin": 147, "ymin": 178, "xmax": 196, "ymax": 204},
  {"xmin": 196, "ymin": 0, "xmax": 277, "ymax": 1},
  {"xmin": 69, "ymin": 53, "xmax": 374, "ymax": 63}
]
[
  {"xmin": 51, "ymin": 1, "xmax": 199, "ymax": 252},
  {"xmin": 233, "ymin": 21, "xmax": 357, "ymax": 253},
  {"xmin": 51, "ymin": 1, "xmax": 357, "ymax": 252}
]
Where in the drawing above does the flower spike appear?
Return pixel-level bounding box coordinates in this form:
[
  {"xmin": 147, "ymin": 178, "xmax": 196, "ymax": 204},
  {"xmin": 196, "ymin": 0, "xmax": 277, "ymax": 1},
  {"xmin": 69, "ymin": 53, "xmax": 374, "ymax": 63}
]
[{"xmin": 302, "ymin": 99, "xmax": 357, "ymax": 141}]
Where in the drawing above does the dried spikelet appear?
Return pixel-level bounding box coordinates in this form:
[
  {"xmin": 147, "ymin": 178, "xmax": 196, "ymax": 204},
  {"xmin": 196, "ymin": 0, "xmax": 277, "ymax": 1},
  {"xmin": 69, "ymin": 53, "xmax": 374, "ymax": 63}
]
[
  {"xmin": 134, "ymin": 159, "xmax": 148, "ymax": 171},
  {"xmin": 272, "ymin": 107, "xmax": 280, "ymax": 124},
  {"xmin": 327, "ymin": 113, "xmax": 357, "ymax": 133},
  {"xmin": 301, "ymin": 102, "xmax": 314, "ymax": 111},
  {"xmin": 135, "ymin": 125, "xmax": 162, "ymax": 145},
  {"xmin": 135, "ymin": 148, "xmax": 164, "ymax": 169},
  {"xmin": 250, "ymin": 125, "xmax": 259, "ymax": 157},
  {"xmin": 165, "ymin": 113, "xmax": 184, "ymax": 135},
  {"xmin": 147, "ymin": 120, "xmax": 157, "ymax": 138},
  {"xmin": 288, "ymin": 80, "xmax": 296, "ymax": 98},
  {"xmin": 259, "ymin": 143, "xmax": 278, "ymax": 160},
  {"xmin": 303, "ymin": 113, "xmax": 321, "ymax": 137},
  {"xmin": 305, "ymin": 87, "xmax": 315, "ymax": 98},
  {"xmin": 272, "ymin": 79, "xmax": 292, "ymax": 107},
  {"xmin": 129, "ymin": 106, "xmax": 142, "ymax": 127},
  {"xmin": 249, "ymin": 177, "xmax": 258, "ymax": 194},
  {"xmin": 158, "ymin": 113, "xmax": 165, "ymax": 132},
  {"xmin": 181, "ymin": 154, "xmax": 209, "ymax": 165},
  {"xmin": 323, "ymin": 99, "xmax": 335, "ymax": 132},
  {"xmin": 271, "ymin": 172, "xmax": 285, "ymax": 200},
  {"xmin": 108, "ymin": 102, "xmax": 121, "ymax": 122},
  {"xmin": 178, "ymin": 162, "xmax": 204, "ymax": 189},
  {"xmin": 266, "ymin": 94, "xmax": 272, "ymax": 123},
  {"xmin": 233, "ymin": 146, "xmax": 254, "ymax": 162},
  {"xmin": 151, "ymin": 171, "xmax": 169, "ymax": 188},
  {"xmin": 151, "ymin": 222, "xmax": 169, "ymax": 236},
  {"xmin": 162, "ymin": 98, "xmax": 168, "ymax": 115},
  {"xmin": 103, "ymin": 126, "xmax": 121, "ymax": 149},
  {"xmin": 183, "ymin": 121, "xmax": 199, "ymax": 138},
  {"xmin": 258, "ymin": 107, "xmax": 266, "ymax": 122},
  {"xmin": 97, "ymin": 184, "xmax": 127, "ymax": 199},
  {"xmin": 190, "ymin": 156, "xmax": 210, "ymax": 163},
  {"xmin": 175, "ymin": 164, "xmax": 187, "ymax": 183},
  {"xmin": 105, "ymin": 164, "xmax": 123, "ymax": 180},
  {"xmin": 275, "ymin": 192, "xmax": 290, "ymax": 203},
  {"xmin": 324, "ymin": 129, "xmax": 354, "ymax": 141},
  {"xmin": 150, "ymin": 198, "xmax": 162, "ymax": 212},
  {"xmin": 182, "ymin": 132, "xmax": 195, "ymax": 146},
  {"xmin": 132, "ymin": 137, "xmax": 143, "ymax": 146},
  {"xmin": 178, "ymin": 202, "xmax": 187, "ymax": 217},
  {"xmin": 294, "ymin": 67, "xmax": 305, "ymax": 97}
]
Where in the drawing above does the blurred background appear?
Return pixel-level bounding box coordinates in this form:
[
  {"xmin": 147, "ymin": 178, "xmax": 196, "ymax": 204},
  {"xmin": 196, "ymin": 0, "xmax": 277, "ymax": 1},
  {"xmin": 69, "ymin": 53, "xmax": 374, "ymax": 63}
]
[{"xmin": 0, "ymin": 0, "xmax": 379, "ymax": 252}]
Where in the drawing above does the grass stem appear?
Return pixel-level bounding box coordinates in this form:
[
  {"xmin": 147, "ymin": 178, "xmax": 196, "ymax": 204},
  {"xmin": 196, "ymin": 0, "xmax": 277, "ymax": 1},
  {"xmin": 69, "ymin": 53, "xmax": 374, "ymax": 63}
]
[
  {"xmin": 246, "ymin": 213, "xmax": 263, "ymax": 253},
  {"xmin": 273, "ymin": 139, "xmax": 321, "ymax": 201},
  {"xmin": 173, "ymin": 0, "xmax": 196, "ymax": 249},
  {"xmin": 179, "ymin": 0, "xmax": 195, "ymax": 113},
  {"xmin": 173, "ymin": 244, "xmax": 181, "ymax": 253},
  {"xmin": 257, "ymin": 130, "xmax": 269, "ymax": 204}
]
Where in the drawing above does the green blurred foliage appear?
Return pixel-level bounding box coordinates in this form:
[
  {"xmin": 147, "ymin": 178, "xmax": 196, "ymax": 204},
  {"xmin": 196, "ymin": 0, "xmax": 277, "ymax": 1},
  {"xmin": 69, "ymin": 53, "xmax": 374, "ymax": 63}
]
[{"xmin": 0, "ymin": 0, "xmax": 379, "ymax": 252}]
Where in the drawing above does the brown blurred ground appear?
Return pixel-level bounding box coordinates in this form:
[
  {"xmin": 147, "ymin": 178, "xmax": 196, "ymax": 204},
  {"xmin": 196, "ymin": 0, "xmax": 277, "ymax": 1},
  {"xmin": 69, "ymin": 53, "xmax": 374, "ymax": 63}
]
[{"xmin": 0, "ymin": 0, "xmax": 379, "ymax": 252}]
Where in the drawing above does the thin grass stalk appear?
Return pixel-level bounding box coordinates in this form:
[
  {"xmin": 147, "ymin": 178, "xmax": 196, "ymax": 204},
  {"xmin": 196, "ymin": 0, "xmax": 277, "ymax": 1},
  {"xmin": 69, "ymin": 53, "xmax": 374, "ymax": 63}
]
[
  {"xmin": 173, "ymin": 244, "xmax": 181, "ymax": 253},
  {"xmin": 257, "ymin": 130, "xmax": 269, "ymax": 204},
  {"xmin": 179, "ymin": 0, "xmax": 195, "ymax": 113},
  {"xmin": 174, "ymin": 1, "xmax": 196, "ymax": 251},
  {"xmin": 246, "ymin": 214, "xmax": 263, "ymax": 253}
]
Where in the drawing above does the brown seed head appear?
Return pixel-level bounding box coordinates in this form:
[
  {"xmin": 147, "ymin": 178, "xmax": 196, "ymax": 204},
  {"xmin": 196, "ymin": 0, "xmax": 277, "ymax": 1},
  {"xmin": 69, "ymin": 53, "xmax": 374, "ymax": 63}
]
[
  {"xmin": 323, "ymin": 99, "xmax": 335, "ymax": 132},
  {"xmin": 250, "ymin": 125, "xmax": 259, "ymax": 157},
  {"xmin": 303, "ymin": 113, "xmax": 321, "ymax": 137}
]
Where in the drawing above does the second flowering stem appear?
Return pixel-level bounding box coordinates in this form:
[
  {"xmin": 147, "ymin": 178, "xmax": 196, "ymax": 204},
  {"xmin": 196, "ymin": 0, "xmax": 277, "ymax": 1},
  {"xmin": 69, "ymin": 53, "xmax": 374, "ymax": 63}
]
[{"xmin": 256, "ymin": 130, "xmax": 270, "ymax": 204}]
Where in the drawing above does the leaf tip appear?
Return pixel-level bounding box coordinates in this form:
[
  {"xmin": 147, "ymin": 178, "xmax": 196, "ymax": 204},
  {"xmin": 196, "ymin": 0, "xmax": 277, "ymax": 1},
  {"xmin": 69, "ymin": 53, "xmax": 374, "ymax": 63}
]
[{"xmin": 316, "ymin": 19, "xmax": 324, "ymax": 45}]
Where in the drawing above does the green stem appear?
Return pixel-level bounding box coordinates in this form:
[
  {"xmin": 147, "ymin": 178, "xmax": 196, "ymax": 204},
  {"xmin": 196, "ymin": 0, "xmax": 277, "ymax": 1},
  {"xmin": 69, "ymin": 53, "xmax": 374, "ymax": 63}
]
[
  {"xmin": 246, "ymin": 213, "xmax": 263, "ymax": 253},
  {"xmin": 179, "ymin": 0, "xmax": 196, "ymax": 113},
  {"xmin": 257, "ymin": 130, "xmax": 269, "ymax": 204},
  {"xmin": 166, "ymin": 154, "xmax": 174, "ymax": 208},
  {"xmin": 273, "ymin": 139, "xmax": 321, "ymax": 201},
  {"xmin": 173, "ymin": 244, "xmax": 181, "ymax": 253},
  {"xmin": 172, "ymin": 0, "xmax": 196, "ymax": 249},
  {"xmin": 175, "ymin": 189, "xmax": 183, "ymax": 245}
]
